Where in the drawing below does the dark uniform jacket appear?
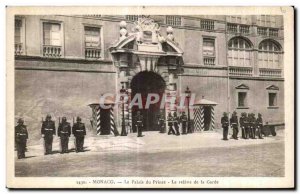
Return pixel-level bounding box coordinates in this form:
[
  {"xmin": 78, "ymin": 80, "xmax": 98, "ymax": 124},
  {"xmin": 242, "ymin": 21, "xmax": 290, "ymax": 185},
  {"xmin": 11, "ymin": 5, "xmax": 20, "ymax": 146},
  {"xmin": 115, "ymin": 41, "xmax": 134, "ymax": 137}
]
[
  {"xmin": 239, "ymin": 116, "xmax": 245, "ymax": 128},
  {"xmin": 15, "ymin": 124, "xmax": 28, "ymax": 142},
  {"xmin": 221, "ymin": 116, "xmax": 229, "ymax": 128},
  {"xmin": 180, "ymin": 114, "xmax": 188, "ymax": 123},
  {"xmin": 167, "ymin": 115, "xmax": 173, "ymax": 126},
  {"xmin": 244, "ymin": 117, "xmax": 250, "ymax": 128},
  {"xmin": 72, "ymin": 122, "xmax": 86, "ymax": 137},
  {"xmin": 136, "ymin": 114, "xmax": 143, "ymax": 127},
  {"xmin": 58, "ymin": 122, "xmax": 71, "ymax": 137},
  {"xmin": 230, "ymin": 116, "xmax": 239, "ymax": 127},
  {"xmin": 250, "ymin": 116, "xmax": 256, "ymax": 127},
  {"xmin": 256, "ymin": 117, "xmax": 263, "ymax": 128},
  {"xmin": 41, "ymin": 120, "xmax": 56, "ymax": 137}
]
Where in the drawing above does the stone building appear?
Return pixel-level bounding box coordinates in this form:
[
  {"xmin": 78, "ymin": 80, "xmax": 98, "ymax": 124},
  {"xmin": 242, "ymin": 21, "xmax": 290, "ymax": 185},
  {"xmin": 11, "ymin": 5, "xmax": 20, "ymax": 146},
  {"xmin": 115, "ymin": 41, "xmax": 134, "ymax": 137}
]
[{"xmin": 14, "ymin": 15, "xmax": 284, "ymax": 139}]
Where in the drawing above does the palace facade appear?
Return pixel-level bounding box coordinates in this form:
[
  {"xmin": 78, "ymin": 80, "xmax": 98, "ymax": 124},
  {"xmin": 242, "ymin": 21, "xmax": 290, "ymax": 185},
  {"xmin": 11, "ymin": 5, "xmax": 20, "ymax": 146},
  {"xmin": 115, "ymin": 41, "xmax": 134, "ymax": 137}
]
[{"xmin": 14, "ymin": 15, "xmax": 284, "ymax": 139}]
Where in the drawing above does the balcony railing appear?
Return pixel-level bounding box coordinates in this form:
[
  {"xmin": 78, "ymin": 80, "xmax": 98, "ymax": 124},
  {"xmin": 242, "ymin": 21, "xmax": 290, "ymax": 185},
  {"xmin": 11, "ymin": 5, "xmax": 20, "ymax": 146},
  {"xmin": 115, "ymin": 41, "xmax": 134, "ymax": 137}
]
[
  {"xmin": 229, "ymin": 66, "xmax": 253, "ymax": 77},
  {"xmin": 43, "ymin": 45, "xmax": 62, "ymax": 58},
  {"xmin": 85, "ymin": 47, "xmax": 101, "ymax": 59},
  {"xmin": 15, "ymin": 43, "xmax": 23, "ymax": 55},
  {"xmin": 203, "ymin": 57, "xmax": 215, "ymax": 65},
  {"xmin": 200, "ymin": 20, "xmax": 214, "ymax": 30},
  {"xmin": 259, "ymin": 68, "xmax": 282, "ymax": 78}
]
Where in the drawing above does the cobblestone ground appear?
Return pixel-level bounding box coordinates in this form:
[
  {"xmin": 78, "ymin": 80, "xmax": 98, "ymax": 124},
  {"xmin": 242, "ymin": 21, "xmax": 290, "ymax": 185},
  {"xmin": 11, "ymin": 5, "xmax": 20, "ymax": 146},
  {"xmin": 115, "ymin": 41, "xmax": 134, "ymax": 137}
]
[{"xmin": 15, "ymin": 130, "xmax": 284, "ymax": 177}]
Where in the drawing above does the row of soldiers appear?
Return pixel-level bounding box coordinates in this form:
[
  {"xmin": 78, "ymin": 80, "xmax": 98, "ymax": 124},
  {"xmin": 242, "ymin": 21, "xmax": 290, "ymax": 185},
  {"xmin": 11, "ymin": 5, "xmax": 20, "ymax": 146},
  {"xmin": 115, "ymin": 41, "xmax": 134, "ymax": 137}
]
[
  {"xmin": 221, "ymin": 111, "xmax": 264, "ymax": 140},
  {"xmin": 134, "ymin": 111, "xmax": 189, "ymax": 137},
  {"xmin": 15, "ymin": 114, "xmax": 87, "ymax": 159}
]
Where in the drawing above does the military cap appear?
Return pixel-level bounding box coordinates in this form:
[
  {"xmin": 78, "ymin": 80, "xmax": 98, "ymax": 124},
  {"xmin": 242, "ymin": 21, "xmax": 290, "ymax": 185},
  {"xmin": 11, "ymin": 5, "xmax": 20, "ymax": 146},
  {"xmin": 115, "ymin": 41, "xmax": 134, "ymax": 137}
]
[
  {"xmin": 17, "ymin": 118, "xmax": 24, "ymax": 124},
  {"xmin": 76, "ymin": 117, "xmax": 81, "ymax": 122}
]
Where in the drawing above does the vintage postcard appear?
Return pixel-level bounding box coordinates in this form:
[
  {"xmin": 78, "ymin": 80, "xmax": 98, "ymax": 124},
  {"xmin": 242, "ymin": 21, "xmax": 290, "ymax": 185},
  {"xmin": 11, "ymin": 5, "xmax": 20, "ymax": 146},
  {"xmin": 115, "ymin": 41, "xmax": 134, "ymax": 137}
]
[{"xmin": 6, "ymin": 6, "xmax": 294, "ymax": 189}]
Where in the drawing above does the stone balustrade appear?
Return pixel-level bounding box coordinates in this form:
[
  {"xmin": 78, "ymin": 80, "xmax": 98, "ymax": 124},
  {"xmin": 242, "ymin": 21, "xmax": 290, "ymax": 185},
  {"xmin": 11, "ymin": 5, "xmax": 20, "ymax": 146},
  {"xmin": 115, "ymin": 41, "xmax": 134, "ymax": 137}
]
[
  {"xmin": 229, "ymin": 66, "xmax": 253, "ymax": 77},
  {"xmin": 259, "ymin": 68, "xmax": 282, "ymax": 78},
  {"xmin": 43, "ymin": 45, "xmax": 62, "ymax": 58},
  {"xmin": 203, "ymin": 57, "xmax": 215, "ymax": 66},
  {"xmin": 85, "ymin": 48, "xmax": 101, "ymax": 59}
]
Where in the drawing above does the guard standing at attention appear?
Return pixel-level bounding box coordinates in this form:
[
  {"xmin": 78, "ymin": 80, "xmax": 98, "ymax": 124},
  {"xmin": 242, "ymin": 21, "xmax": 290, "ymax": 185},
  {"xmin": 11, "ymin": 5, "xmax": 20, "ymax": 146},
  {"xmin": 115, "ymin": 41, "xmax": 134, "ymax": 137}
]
[
  {"xmin": 15, "ymin": 118, "xmax": 28, "ymax": 159},
  {"xmin": 167, "ymin": 112, "xmax": 176, "ymax": 135},
  {"xmin": 239, "ymin": 113, "xmax": 246, "ymax": 139},
  {"xmin": 72, "ymin": 117, "xmax": 86, "ymax": 152},
  {"xmin": 136, "ymin": 111, "xmax": 143, "ymax": 137},
  {"xmin": 256, "ymin": 113, "xmax": 264, "ymax": 139},
  {"xmin": 250, "ymin": 113, "xmax": 256, "ymax": 139},
  {"xmin": 41, "ymin": 114, "xmax": 56, "ymax": 155},
  {"xmin": 230, "ymin": 111, "xmax": 239, "ymax": 140},
  {"xmin": 179, "ymin": 112, "xmax": 188, "ymax": 135},
  {"xmin": 157, "ymin": 110, "xmax": 166, "ymax": 133},
  {"xmin": 244, "ymin": 113, "xmax": 251, "ymax": 139},
  {"xmin": 221, "ymin": 112, "xmax": 229, "ymax": 140},
  {"xmin": 173, "ymin": 112, "xmax": 180, "ymax": 136},
  {"xmin": 58, "ymin": 117, "xmax": 71, "ymax": 154}
]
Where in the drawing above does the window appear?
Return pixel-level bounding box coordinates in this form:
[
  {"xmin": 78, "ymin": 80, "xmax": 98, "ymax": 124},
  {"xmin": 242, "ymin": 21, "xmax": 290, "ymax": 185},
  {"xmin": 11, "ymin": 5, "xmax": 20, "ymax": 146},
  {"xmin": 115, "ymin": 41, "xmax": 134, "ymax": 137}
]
[
  {"xmin": 15, "ymin": 19, "xmax": 23, "ymax": 55},
  {"xmin": 238, "ymin": 92, "xmax": 247, "ymax": 107},
  {"xmin": 166, "ymin": 16, "xmax": 181, "ymax": 26},
  {"xmin": 42, "ymin": 22, "xmax": 62, "ymax": 58},
  {"xmin": 203, "ymin": 38, "xmax": 215, "ymax": 65},
  {"xmin": 268, "ymin": 93, "xmax": 277, "ymax": 107},
  {"xmin": 227, "ymin": 15, "xmax": 248, "ymax": 24},
  {"xmin": 258, "ymin": 40, "xmax": 281, "ymax": 68},
  {"xmin": 126, "ymin": 15, "xmax": 140, "ymax": 21},
  {"xmin": 201, "ymin": 19, "xmax": 214, "ymax": 30},
  {"xmin": 257, "ymin": 15, "xmax": 276, "ymax": 27},
  {"xmin": 84, "ymin": 26, "xmax": 101, "ymax": 59},
  {"xmin": 228, "ymin": 37, "xmax": 252, "ymax": 67},
  {"xmin": 43, "ymin": 23, "xmax": 61, "ymax": 46}
]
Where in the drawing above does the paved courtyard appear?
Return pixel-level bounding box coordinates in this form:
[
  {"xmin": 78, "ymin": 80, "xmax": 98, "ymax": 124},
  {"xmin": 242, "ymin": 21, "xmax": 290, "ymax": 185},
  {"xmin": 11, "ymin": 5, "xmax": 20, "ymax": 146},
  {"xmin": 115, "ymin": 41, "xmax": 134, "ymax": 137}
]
[{"xmin": 15, "ymin": 130, "xmax": 284, "ymax": 177}]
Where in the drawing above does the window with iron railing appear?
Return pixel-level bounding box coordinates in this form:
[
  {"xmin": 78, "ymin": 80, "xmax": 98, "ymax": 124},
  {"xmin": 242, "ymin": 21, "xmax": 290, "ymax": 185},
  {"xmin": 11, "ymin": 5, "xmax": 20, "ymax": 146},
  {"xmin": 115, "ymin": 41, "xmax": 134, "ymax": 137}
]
[
  {"xmin": 84, "ymin": 26, "xmax": 101, "ymax": 59},
  {"xmin": 166, "ymin": 16, "xmax": 182, "ymax": 26},
  {"xmin": 257, "ymin": 27, "xmax": 268, "ymax": 36},
  {"xmin": 15, "ymin": 19, "xmax": 23, "ymax": 55},
  {"xmin": 43, "ymin": 22, "xmax": 62, "ymax": 58},
  {"xmin": 200, "ymin": 19, "xmax": 214, "ymax": 30}
]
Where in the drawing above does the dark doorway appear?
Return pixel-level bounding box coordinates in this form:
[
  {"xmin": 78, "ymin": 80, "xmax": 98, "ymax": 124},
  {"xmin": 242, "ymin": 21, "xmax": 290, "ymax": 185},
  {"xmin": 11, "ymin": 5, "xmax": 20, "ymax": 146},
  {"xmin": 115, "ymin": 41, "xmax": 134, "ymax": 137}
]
[
  {"xmin": 203, "ymin": 106, "xmax": 212, "ymax": 131},
  {"xmin": 131, "ymin": 71, "xmax": 166, "ymax": 132},
  {"xmin": 100, "ymin": 108, "xmax": 111, "ymax": 135}
]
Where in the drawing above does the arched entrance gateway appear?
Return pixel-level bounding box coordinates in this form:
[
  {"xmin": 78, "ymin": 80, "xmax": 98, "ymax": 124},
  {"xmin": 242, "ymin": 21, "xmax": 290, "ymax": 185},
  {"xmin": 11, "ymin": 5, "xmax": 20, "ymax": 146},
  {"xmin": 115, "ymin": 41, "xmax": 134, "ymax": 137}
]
[
  {"xmin": 109, "ymin": 17, "xmax": 184, "ymax": 133},
  {"xmin": 131, "ymin": 71, "xmax": 166, "ymax": 132}
]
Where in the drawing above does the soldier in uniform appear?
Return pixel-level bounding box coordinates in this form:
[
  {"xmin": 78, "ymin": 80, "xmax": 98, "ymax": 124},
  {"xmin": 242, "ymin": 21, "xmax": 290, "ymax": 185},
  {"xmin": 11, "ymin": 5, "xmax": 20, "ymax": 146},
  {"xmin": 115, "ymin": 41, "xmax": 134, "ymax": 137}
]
[
  {"xmin": 167, "ymin": 112, "xmax": 176, "ymax": 135},
  {"xmin": 221, "ymin": 112, "xmax": 229, "ymax": 140},
  {"xmin": 173, "ymin": 112, "xmax": 180, "ymax": 136},
  {"xmin": 252, "ymin": 113, "xmax": 257, "ymax": 139},
  {"xmin": 256, "ymin": 113, "xmax": 264, "ymax": 139},
  {"xmin": 41, "ymin": 114, "xmax": 56, "ymax": 155},
  {"xmin": 136, "ymin": 111, "xmax": 143, "ymax": 137},
  {"xmin": 249, "ymin": 113, "xmax": 255, "ymax": 139},
  {"xmin": 230, "ymin": 111, "xmax": 239, "ymax": 140},
  {"xmin": 15, "ymin": 118, "xmax": 28, "ymax": 159},
  {"xmin": 179, "ymin": 112, "xmax": 188, "ymax": 135},
  {"xmin": 58, "ymin": 117, "xmax": 71, "ymax": 154},
  {"xmin": 72, "ymin": 117, "xmax": 86, "ymax": 152},
  {"xmin": 239, "ymin": 113, "xmax": 246, "ymax": 139},
  {"xmin": 157, "ymin": 110, "xmax": 166, "ymax": 133},
  {"xmin": 244, "ymin": 113, "xmax": 251, "ymax": 139}
]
